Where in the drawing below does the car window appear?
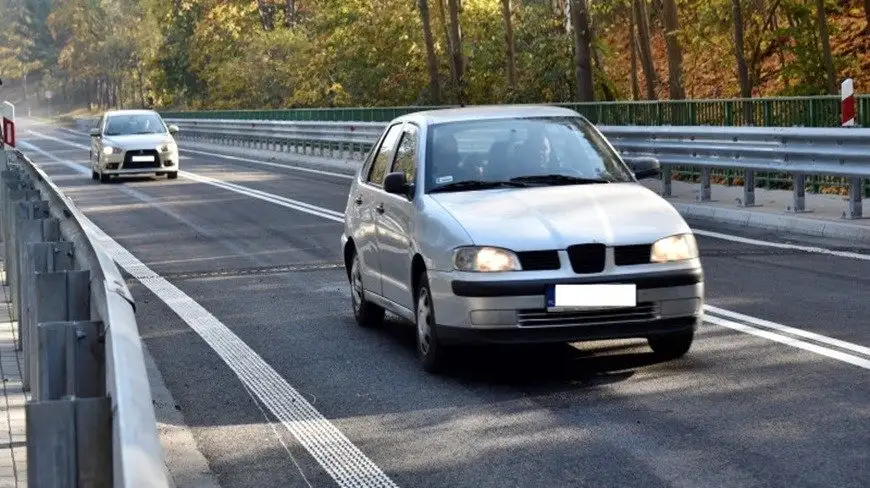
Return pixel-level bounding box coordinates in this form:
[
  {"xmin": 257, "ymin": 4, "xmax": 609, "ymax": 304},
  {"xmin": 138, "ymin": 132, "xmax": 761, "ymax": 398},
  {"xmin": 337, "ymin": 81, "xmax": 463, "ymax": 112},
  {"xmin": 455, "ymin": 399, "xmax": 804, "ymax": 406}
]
[
  {"xmin": 390, "ymin": 124, "xmax": 419, "ymax": 184},
  {"xmin": 425, "ymin": 116, "xmax": 634, "ymax": 192},
  {"xmin": 366, "ymin": 123, "xmax": 403, "ymax": 187},
  {"xmin": 104, "ymin": 113, "xmax": 167, "ymax": 136}
]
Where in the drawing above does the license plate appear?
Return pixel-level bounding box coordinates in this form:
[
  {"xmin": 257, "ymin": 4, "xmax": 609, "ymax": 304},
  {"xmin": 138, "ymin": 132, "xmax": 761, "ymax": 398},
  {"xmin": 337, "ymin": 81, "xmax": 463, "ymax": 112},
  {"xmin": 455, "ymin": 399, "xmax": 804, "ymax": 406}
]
[
  {"xmin": 546, "ymin": 284, "xmax": 637, "ymax": 311},
  {"xmin": 131, "ymin": 155, "xmax": 154, "ymax": 162}
]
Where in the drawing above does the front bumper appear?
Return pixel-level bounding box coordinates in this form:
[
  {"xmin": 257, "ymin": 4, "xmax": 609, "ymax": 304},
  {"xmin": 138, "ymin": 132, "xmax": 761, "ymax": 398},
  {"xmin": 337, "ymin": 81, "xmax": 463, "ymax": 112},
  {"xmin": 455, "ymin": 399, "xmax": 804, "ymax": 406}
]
[
  {"xmin": 427, "ymin": 265, "xmax": 704, "ymax": 345},
  {"xmin": 98, "ymin": 150, "xmax": 178, "ymax": 174}
]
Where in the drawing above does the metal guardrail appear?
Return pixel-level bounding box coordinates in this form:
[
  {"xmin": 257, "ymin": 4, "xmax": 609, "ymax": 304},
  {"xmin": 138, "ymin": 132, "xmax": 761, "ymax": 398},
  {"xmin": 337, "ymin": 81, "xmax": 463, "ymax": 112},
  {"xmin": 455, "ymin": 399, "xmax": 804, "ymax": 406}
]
[
  {"xmin": 161, "ymin": 117, "xmax": 870, "ymax": 219},
  {"xmin": 0, "ymin": 140, "xmax": 170, "ymax": 485}
]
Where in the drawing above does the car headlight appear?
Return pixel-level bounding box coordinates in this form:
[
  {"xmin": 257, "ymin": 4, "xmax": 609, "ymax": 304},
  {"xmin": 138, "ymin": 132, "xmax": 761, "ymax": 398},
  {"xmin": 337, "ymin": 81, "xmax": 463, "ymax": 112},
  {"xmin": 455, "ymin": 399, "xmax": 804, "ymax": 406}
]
[
  {"xmin": 102, "ymin": 146, "xmax": 122, "ymax": 155},
  {"xmin": 453, "ymin": 246, "xmax": 521, "ymax": 272},
  {"xmin": 158, "ymin": 143, "xmax": 177, "ymax": 153},
  {"xmin": 651, "ymin": 233, "xmax": 699, "ymax": 263}
]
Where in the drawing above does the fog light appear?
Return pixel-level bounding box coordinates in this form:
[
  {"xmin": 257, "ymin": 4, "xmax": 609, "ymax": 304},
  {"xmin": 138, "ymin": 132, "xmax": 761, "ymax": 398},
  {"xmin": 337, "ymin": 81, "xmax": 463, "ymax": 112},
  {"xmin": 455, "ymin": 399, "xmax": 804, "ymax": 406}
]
[
  {"xmin": 107, "ymin": 163, "xmax": 119, "ymax": 170},
  {"xmin": 163, "ymin": 160, "xmax": 173, "ymax": 167}
]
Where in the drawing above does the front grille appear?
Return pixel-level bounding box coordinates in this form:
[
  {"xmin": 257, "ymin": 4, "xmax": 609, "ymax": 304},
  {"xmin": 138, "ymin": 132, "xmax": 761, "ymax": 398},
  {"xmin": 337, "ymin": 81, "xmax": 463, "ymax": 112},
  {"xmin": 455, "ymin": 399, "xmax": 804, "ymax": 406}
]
[
  {"xmin": 122, "ymin": 149, "xmax": 161, "ymax": 169},
  {"xmin": 615, "ymin": 244, "xmax": 652, "ymax": 266},
  {"xmin": 566, "ymin": 243, "xmax": 606, "ymax": 274},
  {"xmin": 517, "ymin": 302, "xmax": 659, "ymax": 327},
  {"xmin": 517, "ymin": 250, "xmax": 560, "ymax": 271}
]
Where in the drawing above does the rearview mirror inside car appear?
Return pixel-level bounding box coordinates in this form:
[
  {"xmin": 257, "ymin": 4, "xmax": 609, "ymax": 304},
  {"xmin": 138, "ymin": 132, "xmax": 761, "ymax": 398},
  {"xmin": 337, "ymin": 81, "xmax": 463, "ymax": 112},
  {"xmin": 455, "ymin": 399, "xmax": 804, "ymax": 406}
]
[
  {"xmin": 625, "ymin": 156, "xmax": 661, "ymax": 180},
  {"xmin": 384, "ymin": 172, "xmax": 413, "ymax": 197},
  {"xmin": 168, "ymin": 124, "xmax": 179, "ymax": 135},
  {"xmin": 89, "ymin": 128, "xmax": 100, "ymax": 137}
]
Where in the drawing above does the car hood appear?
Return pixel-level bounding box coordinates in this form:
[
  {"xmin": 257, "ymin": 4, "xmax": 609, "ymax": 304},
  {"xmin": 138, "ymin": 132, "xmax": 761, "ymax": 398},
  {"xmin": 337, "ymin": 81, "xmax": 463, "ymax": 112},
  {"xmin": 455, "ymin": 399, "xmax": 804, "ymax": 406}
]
[
  {"xmin": 103, "ymin": 133, "xmax": 173, "ymax": 148},
  {"xmin": 428, "ymin": 183, "xmax": 691, "ymax": 250}
]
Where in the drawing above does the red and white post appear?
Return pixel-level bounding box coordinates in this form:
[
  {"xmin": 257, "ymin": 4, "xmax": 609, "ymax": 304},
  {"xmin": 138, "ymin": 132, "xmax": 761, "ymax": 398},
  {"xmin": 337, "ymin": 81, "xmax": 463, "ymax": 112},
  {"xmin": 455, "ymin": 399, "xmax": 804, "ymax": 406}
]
[
  {"xmin": 1, "ymin": 101, "xmax": 14, "ymax": 149},
  {"xmin": 841, "ymin": 78, "xmax": 855, "ymax": 127}
]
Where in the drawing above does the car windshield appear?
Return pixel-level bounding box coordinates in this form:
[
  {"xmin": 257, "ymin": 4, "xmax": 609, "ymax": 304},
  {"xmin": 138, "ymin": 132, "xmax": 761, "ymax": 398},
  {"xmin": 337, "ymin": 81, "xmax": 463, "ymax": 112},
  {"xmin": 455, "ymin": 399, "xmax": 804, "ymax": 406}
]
[
  {"xmin": 104, "ymin": 113, "xmax": 167, "ymax": 136},
  {"xmin": 424, "ymin": 116, "xmax": 634, "ymax": 192}
]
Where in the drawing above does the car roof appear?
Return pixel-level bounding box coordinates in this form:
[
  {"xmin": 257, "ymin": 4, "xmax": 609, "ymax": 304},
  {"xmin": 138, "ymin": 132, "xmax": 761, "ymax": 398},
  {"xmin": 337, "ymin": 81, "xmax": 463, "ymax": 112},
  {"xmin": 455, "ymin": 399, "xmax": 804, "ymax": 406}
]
[
  {"xmin": 104, "ymin": 109, "xmax": 160, "ymax": 117},
  {"xmin": 395, "ymin": 104, "xmax": 582, "ymax": 126}
]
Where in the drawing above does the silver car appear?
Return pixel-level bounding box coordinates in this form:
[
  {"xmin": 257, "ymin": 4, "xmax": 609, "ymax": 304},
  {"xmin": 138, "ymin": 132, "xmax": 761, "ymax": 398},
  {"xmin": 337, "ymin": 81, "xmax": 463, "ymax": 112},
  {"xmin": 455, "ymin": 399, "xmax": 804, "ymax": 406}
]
[
  {"xmin": 90, "ymin": 109, "xmax": 180, "ymax": 183},
  {"xmin": 340, "ymin": 105, "xmax": 704, "ymax": 373}
]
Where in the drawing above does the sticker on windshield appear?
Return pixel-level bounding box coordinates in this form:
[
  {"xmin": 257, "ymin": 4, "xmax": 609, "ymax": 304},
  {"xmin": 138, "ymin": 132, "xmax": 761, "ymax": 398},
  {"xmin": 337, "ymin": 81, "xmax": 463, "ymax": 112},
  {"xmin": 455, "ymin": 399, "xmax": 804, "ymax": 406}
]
[{"xmin": 436, "ymin": 175, "xmax": 454, "ymax": 184}]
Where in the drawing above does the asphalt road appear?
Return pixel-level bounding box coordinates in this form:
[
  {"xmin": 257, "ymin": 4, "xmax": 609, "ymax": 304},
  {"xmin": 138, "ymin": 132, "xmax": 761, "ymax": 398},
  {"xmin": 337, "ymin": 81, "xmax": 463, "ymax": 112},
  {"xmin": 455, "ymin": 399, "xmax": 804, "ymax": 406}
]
[{"xmin": 15, "ymin": 120, "xmax": 870, "ymax": 488}]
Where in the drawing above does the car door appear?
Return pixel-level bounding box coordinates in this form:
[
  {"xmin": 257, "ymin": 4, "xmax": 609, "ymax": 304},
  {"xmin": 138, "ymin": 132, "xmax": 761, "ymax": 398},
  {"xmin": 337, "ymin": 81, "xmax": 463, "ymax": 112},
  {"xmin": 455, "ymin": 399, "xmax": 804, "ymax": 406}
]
[
  {"xmin": 375, "ymin": 122, "xmax": 420, "ymax": 312},
  {"xmin": 350, "ymin": 122, "xmax": 404, "ymax": 299}
]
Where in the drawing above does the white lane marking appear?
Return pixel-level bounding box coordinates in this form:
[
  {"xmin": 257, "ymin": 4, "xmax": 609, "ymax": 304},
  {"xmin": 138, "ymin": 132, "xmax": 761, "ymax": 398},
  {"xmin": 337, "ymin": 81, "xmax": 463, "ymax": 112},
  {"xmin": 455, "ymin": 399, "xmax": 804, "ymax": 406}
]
[
  {"xmin": 705, "ymin": 305, "xmax": 870, "ymax": 357},
  {"xmin": 692, "ymin": 229, "xmax": 870, "ymax": 261},
  {"xmin": 22, "ymin": 132, "xmax": 345, "ymax": 223},
  {"xmin": 705, "ymin": 315, "xmax": 870, "ymax": 370},
  {"xmin": 54, "ymin": 126, "xmax": 355, "ymax": 180},
  {"xmin": 182, "ymin": 148, "xmax": 354, "ymax": 180},
  {"xmin": 19, "ymin": 141, "xmax": 398, "ymax": 488}
]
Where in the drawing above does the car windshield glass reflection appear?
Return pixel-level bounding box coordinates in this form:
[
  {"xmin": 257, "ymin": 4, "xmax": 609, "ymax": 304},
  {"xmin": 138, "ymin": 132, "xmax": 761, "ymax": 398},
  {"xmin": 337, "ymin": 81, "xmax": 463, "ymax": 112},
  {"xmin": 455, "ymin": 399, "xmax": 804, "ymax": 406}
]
[
  {"xmin": 426, "ymin": 116, "xmax": 634, "ymax": 193},
  {"xmin": 104, "ymin": 114, "xmax": 167, "ymax": 136}
]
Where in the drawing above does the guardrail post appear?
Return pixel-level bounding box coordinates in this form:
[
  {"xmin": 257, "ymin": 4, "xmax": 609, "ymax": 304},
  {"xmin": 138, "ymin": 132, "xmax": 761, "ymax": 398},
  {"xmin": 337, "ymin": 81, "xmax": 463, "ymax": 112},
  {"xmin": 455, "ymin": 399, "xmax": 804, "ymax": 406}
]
[
  {"xmin": 6, "ymin": 185, "xmax": 40, "ymax": 320},
  {"xmin": 32, "ymin": 270, "xmax": 91, "ymax": 400},
  {"xmin": 847, "ymin": 177, "xmax": 862, "ymax": 219},
  {"xmin": 660, "ymin": 165, "xmax": 672, "ymax": 197},
  {"xmin": 792, "ymin": 173, "xmax": 806, "ymax": 212},
  {"xmin": 16, "ymin": 199, "xmax": 51, "ymax": 348},
  {"xmin": 23, "ymin": 239, "xmax": 73, "ymax": 391},
  {"xmin": 698, "ymin": 167, "xmax": 712, "ymax": 202},
  {"xmin": 743, "ymin": 170, "xmax": 756, "ymax": 206}
]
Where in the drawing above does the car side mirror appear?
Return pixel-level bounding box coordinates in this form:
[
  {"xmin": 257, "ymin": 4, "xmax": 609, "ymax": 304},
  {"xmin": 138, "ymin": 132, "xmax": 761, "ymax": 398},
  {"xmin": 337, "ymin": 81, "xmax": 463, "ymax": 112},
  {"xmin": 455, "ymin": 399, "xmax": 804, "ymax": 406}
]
[
  {"xmin": 90, "ymin": 128, "xmax": 101, "ymax": 137},
  {"xmin": 168, "ymin": 124, "xmax": 179, "ymax": 135},
  {"xmin": 384, "ymin": 172, "xmax": 413, "ymax": 198},
  {"xmin": 625, "ymin": 156, "xmax": 661, "ymax": 180}
]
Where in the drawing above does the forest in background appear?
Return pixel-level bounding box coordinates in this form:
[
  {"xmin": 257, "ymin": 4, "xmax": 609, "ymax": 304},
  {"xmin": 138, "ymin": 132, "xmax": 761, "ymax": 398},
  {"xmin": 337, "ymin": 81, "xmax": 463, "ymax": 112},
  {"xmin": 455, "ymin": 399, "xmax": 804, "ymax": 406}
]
[{"xmin": 0, "ymin": 0, "xmax": 869, "ymax": 113}]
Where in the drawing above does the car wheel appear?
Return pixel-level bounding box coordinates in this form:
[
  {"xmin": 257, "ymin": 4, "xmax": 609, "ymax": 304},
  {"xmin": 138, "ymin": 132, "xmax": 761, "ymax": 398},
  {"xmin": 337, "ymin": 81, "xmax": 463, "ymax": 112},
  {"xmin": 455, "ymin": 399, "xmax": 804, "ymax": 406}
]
[
  {"xmin": 349, "ymin": 251, "xmax": 384, "ymax": 328},
  {"xmin": 415, "ymin": 271, "xmax": 449, "ymax": 373},
  {"xmin": 167, "ymin": 172, "xmax": 178, "ymax": 180},
  {"xmin": 91, "ymin": 170, "xmax": 98, "ymax": 181},
  {"xmin": 648, "ymin": 330, "xmax": 694, "ymax": 360},
  {"xmin": 99, "ymin": 172, "xmax": 110, "ymax": 184}
]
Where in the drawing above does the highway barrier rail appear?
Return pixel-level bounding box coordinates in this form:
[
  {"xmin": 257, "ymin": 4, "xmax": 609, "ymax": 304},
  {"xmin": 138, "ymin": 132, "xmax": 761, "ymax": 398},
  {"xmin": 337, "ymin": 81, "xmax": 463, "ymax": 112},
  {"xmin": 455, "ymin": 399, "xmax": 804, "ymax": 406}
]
[
  {"xmin": 148, "ymin": 117, "xmax": 870, "ymax": 219},
  {"xmin": 2, "ymin": 102, "xmax": 170, "ymax": 487}
]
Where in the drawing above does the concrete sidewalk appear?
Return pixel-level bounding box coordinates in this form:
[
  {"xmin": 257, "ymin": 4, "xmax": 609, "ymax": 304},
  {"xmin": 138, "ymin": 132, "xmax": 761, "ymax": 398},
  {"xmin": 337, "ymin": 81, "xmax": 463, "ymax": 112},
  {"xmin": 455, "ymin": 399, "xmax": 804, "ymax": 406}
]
[
  {"xmin": 179, "ymin": 139, "xmax": 870, "ymax": 242},
  {"xmin": 0, "ymin": 266, "xmax": 27, "ymax": 487}
]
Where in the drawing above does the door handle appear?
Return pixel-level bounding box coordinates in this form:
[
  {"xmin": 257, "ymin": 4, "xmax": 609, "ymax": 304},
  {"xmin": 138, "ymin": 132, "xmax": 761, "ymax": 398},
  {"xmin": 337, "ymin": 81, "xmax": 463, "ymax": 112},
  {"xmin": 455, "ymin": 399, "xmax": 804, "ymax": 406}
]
[
  {"xmin": 354, "ymin": 196, "xmax": 363, "ymax": 205},
  {"xmin": 375, "ymin": 203, "xmax": 385, "ymax": 214}
]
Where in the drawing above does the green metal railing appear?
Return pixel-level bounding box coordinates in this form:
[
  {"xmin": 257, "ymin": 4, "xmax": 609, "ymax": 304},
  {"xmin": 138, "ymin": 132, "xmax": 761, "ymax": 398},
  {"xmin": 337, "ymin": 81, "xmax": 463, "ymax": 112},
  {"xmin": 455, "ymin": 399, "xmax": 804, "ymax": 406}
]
[{"xmin": 159, "ymin": 95, "xmax": 869, "ymax": 127}]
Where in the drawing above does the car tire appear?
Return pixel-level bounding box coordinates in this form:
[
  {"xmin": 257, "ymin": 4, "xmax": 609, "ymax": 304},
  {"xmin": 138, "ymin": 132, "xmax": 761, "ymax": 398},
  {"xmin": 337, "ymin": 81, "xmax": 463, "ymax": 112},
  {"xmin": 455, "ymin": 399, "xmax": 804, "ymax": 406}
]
[
  {"xmin": 349, "ymin": 251, "xmax": 384, "ymax": 328},
  {"xmin": 91, "ymin": 170, "xmax": 98, "ymax": 181},
  {"xmin": 648, "ymin": 330, "xmax": 694, "ymax": 359},
  {"xmin": 99, "ymin": 172, "xmax": 110, "ymax": 183},
  {"xmin": 167, "ymin": 172, "xmax": 178, "ymax": 180},
  {"xmin": 415, "ymin": 271, "xmax": 449, "ymax": 374}
]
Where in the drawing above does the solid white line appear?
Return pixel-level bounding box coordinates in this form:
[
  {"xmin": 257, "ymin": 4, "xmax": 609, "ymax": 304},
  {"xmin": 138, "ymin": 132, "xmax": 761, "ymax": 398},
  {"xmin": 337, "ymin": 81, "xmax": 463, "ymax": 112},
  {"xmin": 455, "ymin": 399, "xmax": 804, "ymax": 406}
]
[
  {"xmin": 182, "ymin": 148, "xmax": 355, "ymax": 180},
  {"xmin": 19, "ymin": 136, "xmax": 398, "ymax": 487},
  {"xmin": 705, "ymin": 315, "xmax": 870, "ymax": 370},
  {"xmin": 692, "ymin": 229, "xmax": 870, "ymax": 261},
  {"xmin": 705, "ymin": 305, "xmax": 870, "ymax": 357},
  {"xmin": 23, "ymin": 131, "xmax": 346, "ymax": 223}
]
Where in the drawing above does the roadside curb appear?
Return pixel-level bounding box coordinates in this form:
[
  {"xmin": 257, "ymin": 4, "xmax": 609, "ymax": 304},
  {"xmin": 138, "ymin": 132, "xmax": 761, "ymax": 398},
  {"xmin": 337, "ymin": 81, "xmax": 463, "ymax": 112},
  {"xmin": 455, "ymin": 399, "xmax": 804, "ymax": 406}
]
[{"xmin": 674, "ymin": 202, "xmax": 870, "ymax": 242}]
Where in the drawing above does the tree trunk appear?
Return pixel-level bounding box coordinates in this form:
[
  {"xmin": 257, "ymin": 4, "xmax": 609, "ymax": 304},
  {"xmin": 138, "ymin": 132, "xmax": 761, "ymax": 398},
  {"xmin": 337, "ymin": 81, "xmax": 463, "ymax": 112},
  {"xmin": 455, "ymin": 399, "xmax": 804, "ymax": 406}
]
[
  {"xmin": 417, "ymin": 0, "xmax": 442, "ymax": 104},
  {"xmin": 814, "ymin": 0, "xmax": 836, "ymax": 94},
  {"xmin": 632, "ymin": 0, "xmax": 657, "ymax": 99},
  {"xmin": 434, "ymin": 0, "xmax": 457, "ymax": 98},
  {"xmin": 629, "ymin": 7, "xmax": 640, "ymax": 100},
  {"xmin": 731, "ymin": 0, "xmax": 751, "ymax": 98},
  {"xmin": 501, "ymin": 0, "xmax": 517, "ymax": 91},
  {"xmin": 284, "ymin": 0, "xmax": 296, "ymax": 27},
  {"xmin": 256, "ymin": 0, "xmax": 275, "ymax": 30},
  {"xmin": 864, "ymin": 0, "xmax": 869, "ymax": 28},
  {"xmin": 139, "ymin": 68, "xmax": 146, "ymax": 107},
  {"xmin": 446, "ymin": 0, "xmax": 465, "ymax": 104},
  {"xmin": 570, "ymin": 0, "xmax": 594, "ymax": 101},
  {"xmin": 661, "ymin": 0, "xmax": 686, "ymax": 100}
]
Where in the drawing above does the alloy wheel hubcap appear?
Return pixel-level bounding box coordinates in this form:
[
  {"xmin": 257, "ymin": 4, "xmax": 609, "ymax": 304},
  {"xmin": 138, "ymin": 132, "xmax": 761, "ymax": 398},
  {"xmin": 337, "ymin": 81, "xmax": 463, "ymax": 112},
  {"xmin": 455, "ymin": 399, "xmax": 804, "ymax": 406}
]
[
  {"xmin": 351, "ymin": 260, "xmax": 363, "ymax": 312},
  {"xmin": 417, "ymin": 291, "xmax": 431, "ymax": 355}
]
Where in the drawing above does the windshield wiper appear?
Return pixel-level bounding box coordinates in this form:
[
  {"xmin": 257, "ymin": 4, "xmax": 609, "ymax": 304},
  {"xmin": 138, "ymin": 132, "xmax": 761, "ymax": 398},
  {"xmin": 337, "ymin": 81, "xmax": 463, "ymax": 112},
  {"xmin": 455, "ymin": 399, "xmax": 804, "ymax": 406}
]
[
  {"xmin": 429, "ymin": 180, "xmax": 528, "ymax": 193},
  {"xmin": 509, "ymin": 174, "xmax": 611, "ymax": 185}
]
